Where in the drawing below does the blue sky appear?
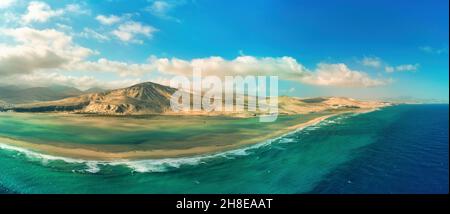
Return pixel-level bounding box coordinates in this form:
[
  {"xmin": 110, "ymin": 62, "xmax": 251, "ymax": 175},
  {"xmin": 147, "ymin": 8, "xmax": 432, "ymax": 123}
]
[{"xmin": 0, "ymin": 0, "xmax": 448, "ymax": 101}]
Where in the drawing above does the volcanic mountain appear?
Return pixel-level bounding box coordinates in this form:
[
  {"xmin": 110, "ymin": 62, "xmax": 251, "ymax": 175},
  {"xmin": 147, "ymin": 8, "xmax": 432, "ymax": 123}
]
[
  {"xmin": 8, "ymin": 82, "xmax": 388, "ymax": 115},
  {"xmin": 12, "ymin": 82, "xmax": 177, "ymax": 114}
]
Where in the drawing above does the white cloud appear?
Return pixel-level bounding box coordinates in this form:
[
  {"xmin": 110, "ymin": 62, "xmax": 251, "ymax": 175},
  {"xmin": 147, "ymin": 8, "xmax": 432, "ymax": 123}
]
[
  {"xmin": 112, "ymin": 21, "xmax": 158, "ymax": 43},
  {"xmin": 384, "ymin": 66, "xmax": 395, "ymax": 73},
  {"xmin": 0, "ymin": 0, "xmax": 16, "ymax": 9},
  {"xmin": 21, "ymin": 2, "xmax": 89, "ymax": 24},
  {"xmin": 361, "ymin": 56, "xmax": 419, "ymax": 74},
  {"xmin": 4, "ymin": 72, "xmax": 99, "ymax": 89},
  {"xmin": 150, "ymin": 56, "xmax": 309, "ymax": 79},
  {"xmin": 0, "ymin": 72, "xmax": 143, "ymax": 90},
  {"xmin": 22, "ymin": 1, "xmax": 65, "ymax": 24},
  {"xmin": 10, "ymin": 53, "xmax": 385, "ymax": 88},
  {"xmin": 395, "ymin": 64, "xmax": 419, "ymax": 72},
  {"xmin": 385, "ymin": 64, "xmax": 419, "ymax": 73},
  {"xmin": 96, "ymin": 14, "xmax": 122, "ymax": 25},
  {"xmin": 72, "ymin": 58, "xmax": 153, "ymax": 77},
  {"xmin": 150, "ymin": 1, "xmax": 172, "ymax": 14},
  {"xmin": 150, "ymin": 56, "xmax": 388, "ymax": 88},
  {"xmin": 0, "ymin": 27, "xmax": 388, "ymax": 89},
  {"xmin": 146, "ymin": 0, "xmax": 182, "ymax": 22},
  {"xmin": 79, "ymin": 28, "xmax": 110, "ymax": 42},
  {"xmin": 419, "ymin": 46, "xmax": 448, "ymax": 55},
  {"xmin": 0, "ymin": 11, "xmax": 20, "ymax": 25},
  {"xmin": 0, "ymin": 44, "xmax": 68, "ymax": 76},
  {"xmin": 65, "ymin": 4, "xmax": 90, "ymax": 15},
  {"xmin": 302, "ymin": 63, "xmax": 389, "ymax": 87},
  {"xmin": 361, "ymin": 56, "xmax": 382, "ymax": 68},
  {"xmin": 0, "ymin": 26, "xmax": 153, "ymax": 86},
  {"xmin": 0, "ymin": 27, "xmax": 93, "ymax": 76},
  {"xmin": 55, "ymin": 23, "xmax": 73, "ymax": 33}
]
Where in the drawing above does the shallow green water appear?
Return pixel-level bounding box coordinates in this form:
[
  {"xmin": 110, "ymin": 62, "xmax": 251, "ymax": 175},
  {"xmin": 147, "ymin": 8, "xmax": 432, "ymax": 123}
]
[
  {"xmin": 0, "ymin": 105, "xmax": 448, "ymax": 193},
  {"xmin": 0, "ymin": 113, "xmax": 326, "ymax": 151}
]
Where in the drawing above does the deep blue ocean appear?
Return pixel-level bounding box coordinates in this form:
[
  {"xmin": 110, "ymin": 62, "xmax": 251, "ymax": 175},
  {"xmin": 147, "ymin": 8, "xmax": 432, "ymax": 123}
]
[
  {"xmin": 0, "ymin": 104, "xmax": 448, "ymax": 193},
  {"xmin": 312, "ymin": 104, "xmax": 448, "ymax": 193}
]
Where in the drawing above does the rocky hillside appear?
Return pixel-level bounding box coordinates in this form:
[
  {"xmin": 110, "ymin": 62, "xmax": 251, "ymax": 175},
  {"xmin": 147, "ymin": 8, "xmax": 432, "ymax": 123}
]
[
  {"xmin": 12, "ymin": 82, "xmax": 177, "ymax": 114},
  {"xmin": 7, "ymin": 82, "xmax": 389, "ymax": 115}
]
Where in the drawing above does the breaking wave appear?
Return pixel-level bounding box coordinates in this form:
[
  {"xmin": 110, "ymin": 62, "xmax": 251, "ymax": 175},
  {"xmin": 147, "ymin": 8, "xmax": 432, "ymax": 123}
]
[{"xmin": 0, "ymin": 112, "xmax": 362, "ymax": 174}]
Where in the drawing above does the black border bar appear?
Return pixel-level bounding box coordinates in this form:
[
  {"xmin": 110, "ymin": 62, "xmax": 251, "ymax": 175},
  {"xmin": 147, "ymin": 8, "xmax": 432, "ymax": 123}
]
[{"xmin": 0, "ymin": 194, "xmax": 448, "ymax": 212}]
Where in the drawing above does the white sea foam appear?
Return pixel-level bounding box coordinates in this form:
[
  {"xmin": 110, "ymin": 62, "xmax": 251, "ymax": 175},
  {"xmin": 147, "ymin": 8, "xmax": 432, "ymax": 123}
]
[
  {"xmin": 0, "ymin": 142, "xmax": 260, "ymax": 173},
  {"xmin": 0, "ymin": 143, "xmax": 85, "ymax": 164},
  {"xmin": 278, "ymin": 138, "xmax": 295, "ymax": 144},
  {"xmin": 0, "ymin": 135, "xmax": 282, "ymax": 173},
  {"xmin": 0, "ymin": 111, "xmax": 368, "ymax": 174},
  {"xmin": 84, "ymin": 162, "xmax": 101, "ymax": 173}
]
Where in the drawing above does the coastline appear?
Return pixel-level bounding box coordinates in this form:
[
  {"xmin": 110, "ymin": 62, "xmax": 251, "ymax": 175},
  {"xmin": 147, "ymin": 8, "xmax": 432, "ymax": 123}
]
[{"xmin": 0, "ymin": 109, "xmax": 376, "ymax": 161}]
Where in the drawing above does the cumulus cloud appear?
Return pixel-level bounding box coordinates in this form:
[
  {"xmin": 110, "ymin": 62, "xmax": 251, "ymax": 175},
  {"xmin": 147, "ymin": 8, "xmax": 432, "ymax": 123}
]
[
  {"xmin": 96, "ymin": 14, "xmax": 122, "ymax": 25},
  {"xmin": 22, "ymin": 1, "xmax": 64, "ymax": 24},
  {"xmin": 0, "ymin": 26, "xmax": 388, "ymax": 89},
  {"xmin": 64, "ymin": 4, "xmax": 90, "ymax": 15},
  {"xmin": 0, "ymin": 27, "xmax": 93, "ymax": 76},
  {"xmin": 149, "ymin": 56, "xmax": 388, "ymax": 88},
  {"xmin": 0, "ymin": 72, "xmax": 143, "ymax": 90},
  {"xmin": 95, "ymin": 15, "xmax": 157, "ymax": 44},
  {"xmin": 21, "ymin": 1, "xmax": 87, "ymax": 24},
  {"xmin": 0, "ymin": 45, "xmax": 68, "ymax": 76},
  {"xmin": 71, "ymin": 55, "xmax": 389, "ymax": 88},
  {"xmin": 150, "ymin": 56, "xmax": 309, "ymax": 80},
  {"xmin": 361, "ymin": 56, "xmax": 382, "ymax": 68},
  {"xmin": 0, "ymin": 0, "xmax": 16, "ymax": 9},
  {"xmin": 1, "ymin": 11, "xmax": 20, "ymax": 25},
  {"xmin": 72, "ymin": 58, "xmax": 153, "ymax": 77},
  {"xmin": 0, "ymin": 27, "xmax": 153, "ymax": 83},
  {"xmin": 3, "ymin": 72, "xmax": 99, "ymax": 89},
  {"xmin": 112, "ymin": 21, "xmax": 158, "ymax": 43},
  {"xmin": 302, "ymin": 63, "xmax": 389, "ymax": 87}
]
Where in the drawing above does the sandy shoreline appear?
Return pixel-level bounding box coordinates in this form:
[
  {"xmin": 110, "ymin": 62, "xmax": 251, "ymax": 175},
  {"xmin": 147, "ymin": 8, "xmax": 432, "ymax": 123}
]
[{"xmin": 0, "ymin": 110, "xmax": 372, "ymax": 161}]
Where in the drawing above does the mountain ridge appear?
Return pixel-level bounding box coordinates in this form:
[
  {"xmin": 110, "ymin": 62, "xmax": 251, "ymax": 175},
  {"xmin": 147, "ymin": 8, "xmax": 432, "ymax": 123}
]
[
  {"xmin": 5, "ymin": 81, "xmax": 389, "ymax": 115},
  {"xmin": 0, "ymin": 85, "xmax": 84, "ymax": 104}
]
